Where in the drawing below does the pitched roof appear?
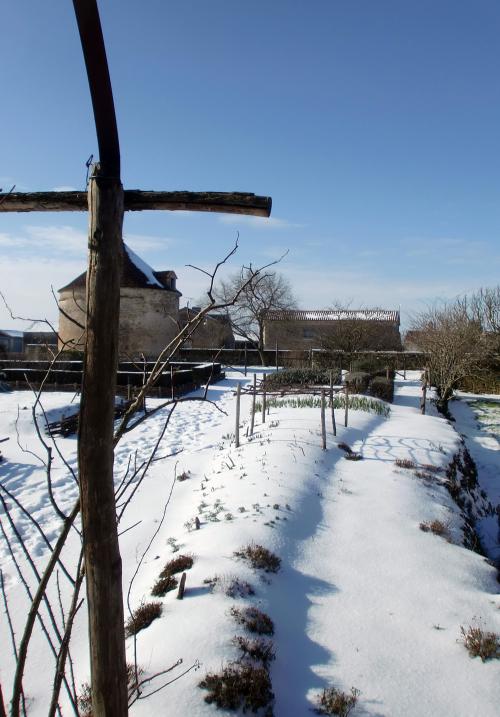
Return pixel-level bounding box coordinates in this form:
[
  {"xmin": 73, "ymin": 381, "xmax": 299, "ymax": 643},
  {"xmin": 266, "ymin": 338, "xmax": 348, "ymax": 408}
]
[
  {"xmin": 263, "ymin": 309, "xmax": 400, "ymax": 323},
  {"xmin": 58, "ymin": 243, "xmax": 180, "ymax": 294}
]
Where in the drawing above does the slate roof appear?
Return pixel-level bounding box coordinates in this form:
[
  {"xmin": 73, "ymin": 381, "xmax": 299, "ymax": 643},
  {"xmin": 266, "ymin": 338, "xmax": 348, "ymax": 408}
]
[{"xmin": 59, "ymin": 243, "xmax": 180, "ymax": 294}]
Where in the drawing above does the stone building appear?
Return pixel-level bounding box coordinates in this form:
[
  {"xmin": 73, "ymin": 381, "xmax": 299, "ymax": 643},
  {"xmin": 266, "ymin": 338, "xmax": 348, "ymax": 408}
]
[
  {"xmin": 262, "ymin": 309, "xmax": 401, "ymax": 351},
  {"xmin": 178, "ymin": 307, "xmax": 235, "ymax": 348},
  {"xmin": 58, "ymin": 243, "xmax": 181, "ymax": 358}
]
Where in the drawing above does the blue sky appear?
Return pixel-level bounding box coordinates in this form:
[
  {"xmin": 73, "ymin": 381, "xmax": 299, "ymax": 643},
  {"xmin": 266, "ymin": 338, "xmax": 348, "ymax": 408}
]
[{"xmin": 1, "ymin": 0, "xmax": 499, "ymax": 330}]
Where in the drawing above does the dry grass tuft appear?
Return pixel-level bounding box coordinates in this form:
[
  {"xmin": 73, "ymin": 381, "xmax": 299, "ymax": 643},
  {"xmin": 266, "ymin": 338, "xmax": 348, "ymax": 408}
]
[
  {"xmin": 315, "ymin": 686, "xmax": 360, "ymax": 716},
  {"xmin": 337, "ymin": 442, "xmax": 353, "ymax": 454},
  {"xmin": 234, "ymin": 543, "xmax": 281, "ymax": 573},
  {"xmin": 395, "ymin": 458, "xmax": 416, "ymax": 469},
  {"xmin": 78, "ymin": 664, "xmax": 143, "ymax": 715},
  {"xmin": 460, "ymin": 624, "xmax": 500, "ymax": 662},
  {"xmin": 159, "ymin": 554, "xmax": 194, "ymax": 578},
  {"xmin": 125, "ymin": 602, "xmax": 162, "ymax": 637},
  {"xmin": 419, "ymin": 520, "xmax": 450, "ymax": 538},
  {"xmin": 230, "ymin": 606, "xmax": 275, "ymax": 635},
  {"xmin": 232, "ymin": 635, "xmax": 275, "ymax": 667},
  {"xmin": 151, "ymin": 574, "xmax": 178, "ymax": 597},
  {"xmin": 199, "ymin": 662, "xmax": 274, "ymax": 713},
  {"xmin": 204, "ymin": 574, "xmax": 255, "ymax": 598}
]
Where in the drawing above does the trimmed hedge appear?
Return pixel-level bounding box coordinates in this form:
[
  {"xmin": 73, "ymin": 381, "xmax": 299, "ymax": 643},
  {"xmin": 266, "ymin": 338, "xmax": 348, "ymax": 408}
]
[
  {"xmin": 265, "ymin": 368, "xmax": 337, "ymax": 388},
  {"xmin": 344, "ymin": 371, "xmax": 371, "ymax": 393},
  {"xmin": 368, "ymin": 376, "xmax": 394, "ymax": 403}
]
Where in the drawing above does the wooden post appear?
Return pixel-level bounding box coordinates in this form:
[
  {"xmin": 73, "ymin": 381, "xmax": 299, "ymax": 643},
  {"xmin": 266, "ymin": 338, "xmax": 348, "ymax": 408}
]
[
  {"xmin": 275, "ymin": 341, "xmax": 279, "ymax": 372},
  {"xmin": 170, "ymin": 364, "xmax": 174, "ymax": 400},
  {"xmin": 320, "ymin": 389, "xmax": 327, "ymax": 450},
  {"xmin": 177, "ymin": 572, "xmax": 187, "ymax": 599},
  {"xmin": 77, "ymin": 168, "xmax": 128, "ymax": 717},
  {"xmin": 421, "ymin": 370, "xmax": 427, "ymax": 415},
  {"xmin": 262, "ymin": 373, "xmax": 266, "ymax": 424},
  {"xmin": 344, "ymin": 386, "xmax": 349, "ymax": 427},
  {"xmin": 403, "ymin": 353, "xmax": 406, "ymax": 380},
  {"xmin": 244, "ymin": 343, "xmax": 248, "ymax": 376},
  {"xmin": 250, "ymin": 373, "xmax": 256, "ymax": 435},
  {"xmin": 330, "ymin": 385, "xmax": 337, "ymax": 436},
  {"xmin": 386, "ymin": 365, "xmax": 390, "ymax": 380},
  {"xmin": 235, "ymin": 382, "xmax": 241, "ymax": 448}
]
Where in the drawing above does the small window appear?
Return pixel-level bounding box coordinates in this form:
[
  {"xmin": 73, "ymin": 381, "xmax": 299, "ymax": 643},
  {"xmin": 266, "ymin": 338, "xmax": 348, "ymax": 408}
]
[{"xmin": 303, "ymin": 328, "xmax": 314, "ymax": 339}]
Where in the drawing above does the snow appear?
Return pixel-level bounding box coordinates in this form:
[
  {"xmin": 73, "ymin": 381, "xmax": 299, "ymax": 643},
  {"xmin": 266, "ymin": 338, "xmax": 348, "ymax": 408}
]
[
  {"xmin": 124, "ymin": 243, "xmax": 163, "ymax": 287},
  {"xmin": 1, "ymin": 372, "xmax": 499, "ymax": 716}
]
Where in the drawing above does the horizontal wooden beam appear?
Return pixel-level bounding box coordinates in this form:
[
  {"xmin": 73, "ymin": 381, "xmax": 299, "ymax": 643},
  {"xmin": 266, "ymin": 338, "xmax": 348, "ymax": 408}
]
[{"xmin": 0, "ymin": 190, "xmax": 272, "ymax": 217}]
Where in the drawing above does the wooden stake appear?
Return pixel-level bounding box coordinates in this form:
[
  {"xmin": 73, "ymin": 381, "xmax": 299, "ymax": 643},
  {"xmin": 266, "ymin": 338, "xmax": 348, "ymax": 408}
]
[
  {"xmin": 275, "ymin": 341, "xmax": 279, "ymax": 372},
  {"xmin": 320, "ymin": 389, "xmax": 326, "ymax": 450},
  {"xmin": 177, "ymin": 572, "xmax": 187, "ymax": 599},
  {"xmin": 344, "ymin": 387, "xmax": 349, "ymax": 427},
  {"xmin": 244, "ymin": 343, "xmax": 247, "ymax": 376},
  {"xmin": 250, "ymin": 373, "xmax": 256, "ymax": 436},
  {"xmin": 262, "ymin": 373, "xmax": 266, "ymax": 424},
  {"xmin": 330, "ymin": 385, "xmax": 337, "ymax": 436},
  {"xmin": 170, "ymin": 365, "xmax": 174, "ymax": 400},
  {"xmin": 235, "ymin": 382, "xmax": 241, "ymax": 448}
]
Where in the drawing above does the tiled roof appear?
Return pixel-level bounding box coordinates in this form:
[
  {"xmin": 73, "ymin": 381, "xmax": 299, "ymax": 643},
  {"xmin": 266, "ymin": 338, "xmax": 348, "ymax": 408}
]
[{"xmin": 263, "ymin": 309, "xmax": 400, "ymax": 323}]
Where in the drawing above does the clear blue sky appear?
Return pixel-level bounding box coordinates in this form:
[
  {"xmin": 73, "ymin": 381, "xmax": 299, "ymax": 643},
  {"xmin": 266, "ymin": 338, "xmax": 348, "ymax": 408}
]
[{"xmin": 1, "ymin": 0, "xmax": 499, "ymax": 330}]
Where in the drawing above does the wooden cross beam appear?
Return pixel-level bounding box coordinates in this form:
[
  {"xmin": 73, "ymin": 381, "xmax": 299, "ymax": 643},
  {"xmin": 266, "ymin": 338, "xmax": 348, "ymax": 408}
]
[
  {"xmin": 6, "ymin": 2, "xmax": 271, "ymax": 716},
  {"xmin": 0, "ymin": 189, "xmax": 271, "ymax": 216}
]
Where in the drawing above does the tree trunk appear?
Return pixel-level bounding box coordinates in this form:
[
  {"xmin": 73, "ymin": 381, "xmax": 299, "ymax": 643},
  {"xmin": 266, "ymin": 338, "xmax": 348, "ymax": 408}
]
[{"xmin": 78, "ymin": 169, "xmax": 128, "ymax": 716}]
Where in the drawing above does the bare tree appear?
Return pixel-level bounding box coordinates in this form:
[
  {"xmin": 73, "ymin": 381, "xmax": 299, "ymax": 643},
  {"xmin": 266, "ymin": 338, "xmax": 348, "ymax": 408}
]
[
  {"xmin": 410, "ymin": 299, "xmax": 487, "ymax": 412},
  {"xmin": 216, "ymin": 268, "xmax": 296, "ymax": 364}
]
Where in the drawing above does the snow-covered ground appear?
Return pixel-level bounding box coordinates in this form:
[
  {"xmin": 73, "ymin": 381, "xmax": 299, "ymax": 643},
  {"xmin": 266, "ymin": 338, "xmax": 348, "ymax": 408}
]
[{"xmin": 0, "ymin": 371, "xmax": 499, "ymax": 716}]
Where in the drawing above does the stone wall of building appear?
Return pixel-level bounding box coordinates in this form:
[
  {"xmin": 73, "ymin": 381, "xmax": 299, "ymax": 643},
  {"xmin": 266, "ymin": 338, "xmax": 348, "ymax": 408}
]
[
  {"xmin": 264, "ymin": 319, "xmax": 401, "ymax": 351},
  {"xmin": 58, "ymin": 287, "xmax": 180, "ymax": 358}
]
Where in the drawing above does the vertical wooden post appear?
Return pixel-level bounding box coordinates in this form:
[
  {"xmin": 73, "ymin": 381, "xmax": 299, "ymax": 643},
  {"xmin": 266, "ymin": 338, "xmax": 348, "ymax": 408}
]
[
  {"xmin": 320, "ymin": 389, "xmax": 326, "ymax": 450},
  {"xmin": 421, "ymin": 369, "xmax": 427, "ymax": 415},
  {"xmin": 250, "ymin": 373, "xmax": 256, "ymax": 436},
  {"xmin": 244, "ymin": 343, "xmax": 248, "ymax": 376},
  {"xmin": 275, "ymin": 341, "xmax": 279, "ymax": 372},
  {"xmin": 386, "ymin": 365, "xmax": 390, "ymax": 380},
  {"xmin": 170, "ymin": 364, "xmax": 174, "ymax": 400},
  {"xmin": 403, "ymin": 353, "xmax": 406, "ymax": 380},
  {"xmin": 330, "ymin": 385, "xmax": 337, "ymax": 436},
  {"xmin": 344, "ymin": 386, "xmax": 349, "ymax": 427},
  {"xmin": 77, "ymin": 168, "xmax": 128, "ymax": 716},
  {"xmin": 262, "ymin": 373, "xmax": 266, "ymax": 424},
  {"xmin": 235, "ymin": 382, "xmax": 241, "ymax": 448}
]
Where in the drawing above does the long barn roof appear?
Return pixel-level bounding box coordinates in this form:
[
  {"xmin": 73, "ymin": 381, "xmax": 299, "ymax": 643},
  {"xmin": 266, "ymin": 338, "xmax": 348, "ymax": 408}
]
[{"xmin": 263, "ymin": 309, "xmax": 400, "ymax": 323}]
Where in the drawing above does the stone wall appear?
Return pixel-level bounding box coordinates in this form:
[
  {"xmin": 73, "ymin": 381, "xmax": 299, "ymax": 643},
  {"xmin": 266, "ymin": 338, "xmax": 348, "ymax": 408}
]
[
  {"xmin": 58, "ymin": 287, "xmax": 180, "ymax": 358},
  {"xmin": 263, "ymin": 319, "xmax": 401, "ymax": 351}
]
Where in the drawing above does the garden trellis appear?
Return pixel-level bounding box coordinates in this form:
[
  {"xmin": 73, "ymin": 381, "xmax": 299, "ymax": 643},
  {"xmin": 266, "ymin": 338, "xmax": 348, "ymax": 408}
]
[{"xmin": 0, "ymin": 1, "xmax": 271, "ymax": 715}]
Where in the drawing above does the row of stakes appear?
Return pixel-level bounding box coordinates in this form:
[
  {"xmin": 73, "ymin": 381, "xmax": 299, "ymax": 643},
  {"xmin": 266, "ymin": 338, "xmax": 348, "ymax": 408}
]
[{"xmin": 234, "ymin": 373, "xmax": 347, "ymax": 451}]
